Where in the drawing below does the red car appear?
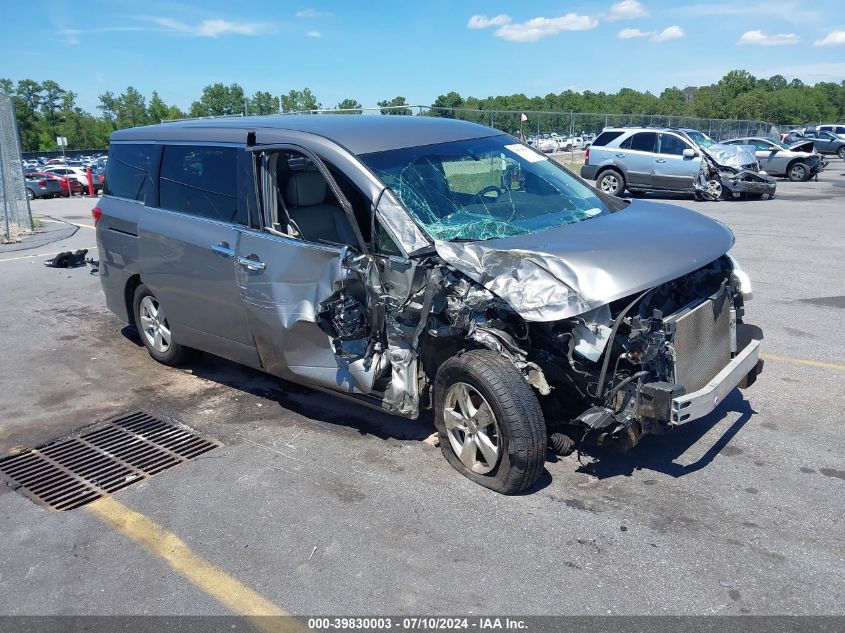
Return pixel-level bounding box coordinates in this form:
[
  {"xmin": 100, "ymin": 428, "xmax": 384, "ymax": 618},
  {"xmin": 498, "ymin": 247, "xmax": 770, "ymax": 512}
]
[{"xmin": 30, "ymin": 171, "xmax": 83, "ymax": 197}]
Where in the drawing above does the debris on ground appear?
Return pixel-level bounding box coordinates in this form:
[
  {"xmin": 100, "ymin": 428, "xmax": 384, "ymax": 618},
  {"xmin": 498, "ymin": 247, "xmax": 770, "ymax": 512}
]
[{"xmin": 44, "ymin": 249, "xmax": 88, "ymax": 268}]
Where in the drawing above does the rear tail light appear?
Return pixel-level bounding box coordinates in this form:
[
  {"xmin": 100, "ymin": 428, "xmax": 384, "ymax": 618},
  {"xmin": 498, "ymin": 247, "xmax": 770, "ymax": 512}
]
[
  {"xmin": 91, "ymin": 207, "xmax": 102, "ymax": 225},
  {"xmin": 584, "ymin": 148, "xmax": 590, "ymax": 163},
  {"xmin": 38, "ymin": 180, "xmax": 48, "ymax": 187}
]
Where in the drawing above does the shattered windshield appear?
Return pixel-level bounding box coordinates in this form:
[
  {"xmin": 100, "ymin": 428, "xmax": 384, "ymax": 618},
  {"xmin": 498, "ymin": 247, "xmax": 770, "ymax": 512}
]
[
  {"xmin": 684, "ymin": 129, "xmax": 716, "ymax": 148},
  {"xmin": 361, "ymin": 134, "xmax": 614, "ymax": 242}
]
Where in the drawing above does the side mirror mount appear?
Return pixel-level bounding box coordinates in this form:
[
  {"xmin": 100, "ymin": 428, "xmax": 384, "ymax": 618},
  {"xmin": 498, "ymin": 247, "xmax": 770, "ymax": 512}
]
[{"xmin": 682, "ymin": 148, "xmax": 697, "ymax": 158}]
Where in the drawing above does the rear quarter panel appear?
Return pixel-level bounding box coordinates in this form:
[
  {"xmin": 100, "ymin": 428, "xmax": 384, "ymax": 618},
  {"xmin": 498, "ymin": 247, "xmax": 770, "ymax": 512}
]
[{"xmin": 97, "ymin": 196, "xmax": 142, "ymax": 322}]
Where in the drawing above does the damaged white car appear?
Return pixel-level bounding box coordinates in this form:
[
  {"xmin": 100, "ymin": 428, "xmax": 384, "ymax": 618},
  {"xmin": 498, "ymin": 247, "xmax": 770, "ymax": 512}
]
[{"xmin": 97, "ymin": 116, "xmax": 764, "ymax": 494}]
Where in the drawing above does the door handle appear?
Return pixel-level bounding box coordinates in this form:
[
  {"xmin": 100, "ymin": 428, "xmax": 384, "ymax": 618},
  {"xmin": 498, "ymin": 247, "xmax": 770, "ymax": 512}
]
[
  {"xmin": 237, "ymin": 255, "xmax": 266, "ymax": 271},
  {"xmin": 655, "ymin": 159, "xmax": 667, "ymax": 163},
  {"xmin": 211, "ymin": 242, "xmax": 234, "ymax": 257},
  {"xmin": 615, "ymin": 154, "xmax": 626, "ymax": 158}
]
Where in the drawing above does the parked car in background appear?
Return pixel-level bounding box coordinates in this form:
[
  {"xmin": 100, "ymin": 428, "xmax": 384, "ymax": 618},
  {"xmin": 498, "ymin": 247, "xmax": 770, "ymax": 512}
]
[
  {"xmin": 41, "ymin": 165, "xmax": 102, "ymax": 194},
  {"xmin": 95, "ymin": 115, "xmax": 762, "ymax": 494},
  {"xmin": 816, "ymin": 124, "xmax": 845, "ymax": 139},
  {"xmin": 722, "ymin": 137, "xmax": 823, "ymax": 182},
  {"xmin": 24, "ymin": 173, "xmax": 63, "ymax": 199},
  {"xmin": 581, "ymin": 127, "xmax": 775, "ymax": 199},
  {"xmin": 31, "ymin": 171, "xmax": 83, "ymax": 196},
  {"xmin": 792, "ymin": 130, "xmax": 845, "ymax": 159}
]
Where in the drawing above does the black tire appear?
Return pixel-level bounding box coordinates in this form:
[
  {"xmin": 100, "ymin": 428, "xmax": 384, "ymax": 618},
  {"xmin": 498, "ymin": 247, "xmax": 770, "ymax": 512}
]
[
  {"xmin": 132, "ymin": 284, "xmax": 194, "ymax": 366},
  {"xmin": 26, "ymin": 188, "xmax": 35, "ymax": 200},
  {"xmin": 434, "ymin": 350, "xmax": 547, "ymax": 494},
  {"xmin": 596, "ymin": 169, "xmax": 625, "ymax": 196},
  {"xmin": 838, "ymin": 146, "xmax": 845, "ymax": 160},
  {"xmin": 787, "ymin": 161, "xmax": 810, "ymax": 182}
]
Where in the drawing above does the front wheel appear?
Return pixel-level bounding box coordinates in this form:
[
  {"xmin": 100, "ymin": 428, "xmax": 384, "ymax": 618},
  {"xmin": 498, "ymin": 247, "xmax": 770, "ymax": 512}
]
[
  {"xmin": 434, "ymin": 350, "xmax": 547, "ymax": 494},
  {"xmin": 132, "ymin": 284, "xmax": 194, "ymax": 366},
  {"xmin": 787, "ymin": 162, "xmax": 809, "ymax": 182},
  {"xmin": 838, "ymin": 147, "xmax": 845, "ymax": 160},
  {"xmin": 597, "ymin": 169, "xmax": 625, "ymax": 196}
]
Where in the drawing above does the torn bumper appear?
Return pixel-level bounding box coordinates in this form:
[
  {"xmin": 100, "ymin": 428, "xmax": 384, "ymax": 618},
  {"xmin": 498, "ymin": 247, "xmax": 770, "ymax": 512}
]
[
  {"xmin": 722, "ymin": 171, "xmax": 777, "ymax": 196},
  {"xmin": 670, "ymin": 340, "xmax": 762, "ymax": 425}
]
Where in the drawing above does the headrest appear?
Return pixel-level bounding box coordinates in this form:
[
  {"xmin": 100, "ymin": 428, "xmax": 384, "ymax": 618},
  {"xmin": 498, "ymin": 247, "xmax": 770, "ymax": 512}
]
[{"xmin": 285, "ymin": 171, "xmax": 327, "ymax": 207}]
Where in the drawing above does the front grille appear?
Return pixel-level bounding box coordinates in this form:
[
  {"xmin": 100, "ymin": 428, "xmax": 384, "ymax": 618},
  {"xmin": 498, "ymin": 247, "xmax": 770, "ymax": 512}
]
[
  {"xmin": 0, "ymin": 412, "xmax": 220, "ymax": 511},
  {"xmin": 666, "ymin": 289, "xmax": 732, "ymax": 392}
]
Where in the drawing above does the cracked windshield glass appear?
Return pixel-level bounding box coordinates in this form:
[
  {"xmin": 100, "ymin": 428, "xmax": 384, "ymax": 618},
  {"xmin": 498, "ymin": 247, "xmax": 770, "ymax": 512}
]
[{"xmin": 362, "ymin": 134, "xmax": 614, "ymax": 241}]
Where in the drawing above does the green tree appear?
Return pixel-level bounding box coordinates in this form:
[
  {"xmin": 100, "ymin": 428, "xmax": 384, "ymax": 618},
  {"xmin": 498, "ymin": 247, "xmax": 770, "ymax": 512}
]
[
  {"xmin": 98, "ymin": 91, "xmax": 119, "ymax": 126},
  {"xmin": 377, "ymin": 96, "xmax": 412, "ymax": 115},
  {"xmin": 335, "ymin": 98, "xmax": 363, "ymax": 113},
  {"xmin": 190, "ymin": 83, "xmax": 246, "ymax": 117},
  {"xmin": 115, "ymin": 87, "xmax": 148, "ymax": 128},
  {"xmin": 280, "ymin": 88, "xmax": 320, "ymax": 113},
  {"xmin": 147, "ymin": 91, "xmax": 169, "ymax": 123},
  {"xmin": 431, "ymin": 91, "xmax": 463, "ymax": 116},
  {"xmin": 249, "ymin": 90, "xmax": 279, "ymax": 115}
]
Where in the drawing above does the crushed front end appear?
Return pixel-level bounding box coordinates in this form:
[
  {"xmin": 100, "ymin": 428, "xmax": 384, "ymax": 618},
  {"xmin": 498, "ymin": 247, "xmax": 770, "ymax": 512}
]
[
  {"xmin": 526, "ymin": 257, "xmax": 763, "ymax": 447},
  {"xmin": 423, "ymin": 253, "xmax": 763, "ymax": 451},
  {"xmin": 696, "ymin": 144, "xmax": 777, "ymax": 200}
]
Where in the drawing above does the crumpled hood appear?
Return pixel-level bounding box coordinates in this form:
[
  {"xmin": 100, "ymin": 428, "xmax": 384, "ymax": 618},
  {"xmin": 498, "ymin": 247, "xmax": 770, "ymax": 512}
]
[
  {"xmin": 787, "ymin": 140, "xmax": 815, "ymax": 153},
  {"xmin": 435, "ymin": 200, "xmax": 734, "ymax": 322},
  {"xmin": 705, "ymin": 144, "xmax": 758, "ymax": 169}
]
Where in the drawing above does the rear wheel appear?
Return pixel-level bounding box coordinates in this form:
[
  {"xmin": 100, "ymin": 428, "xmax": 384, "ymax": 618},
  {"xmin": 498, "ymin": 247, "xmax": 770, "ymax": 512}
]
[
  {"xmin": 132, "ymin": 284, "xmax": 194, "ymax": 366},
  {"xmin": 26, "ymin": 188, "xmax": 34, "ymax": 200},
  {"xmin": 434, "ymin": 350, "xmax": 547, "ymax": 494},
  {"xmin": 787, "ymin": 161, "xmax": 810, "ymax": 182},
  {"xmin": 597, "ymin": 169, "xmax": 625, "ymax": 196},
  {"xmin": 838, "ymin": 147, "xmax": 845, "ymax": 160}
]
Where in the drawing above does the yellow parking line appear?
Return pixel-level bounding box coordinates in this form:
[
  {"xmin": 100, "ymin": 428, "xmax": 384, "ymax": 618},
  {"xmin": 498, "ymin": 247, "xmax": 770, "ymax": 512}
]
[
  {"xmin": 39, "ymin": 218, "xmax": 96, "ymax": 230},
  {"xmin": 760, "ymin": 352, "xmax": 845, "ymax": 372},
  {"xmin": 88, "ymin": 497, "xmax": 301, "ymax": 631},
  {"xmin": 0, "ymin": 246, "xmax": 97, "ymax": 263}
]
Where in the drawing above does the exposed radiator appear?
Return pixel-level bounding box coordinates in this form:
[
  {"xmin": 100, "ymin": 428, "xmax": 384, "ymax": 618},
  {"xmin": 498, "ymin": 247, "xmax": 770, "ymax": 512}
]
[{"xmin": 666, "ymin": 289, "xmax": 732, "ymax": 393}]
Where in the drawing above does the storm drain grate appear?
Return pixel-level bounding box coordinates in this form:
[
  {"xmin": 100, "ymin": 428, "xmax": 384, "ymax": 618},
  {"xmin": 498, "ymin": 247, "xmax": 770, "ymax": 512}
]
[{"xmin": 0, "ymin": 411, "xmax": 220, "ymax": 511}]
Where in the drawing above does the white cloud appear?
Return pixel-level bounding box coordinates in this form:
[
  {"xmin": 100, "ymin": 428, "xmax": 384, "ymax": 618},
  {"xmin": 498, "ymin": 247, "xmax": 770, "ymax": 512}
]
[
  {"xmin": 307, "ymin": 30, "xmax": 321, "ymax": 38},
  {"xmin": 738, "ymin": 30, "xmax": 800, "ymax": 46},
  {"xmin": 814, "ymin": 30, "xmax": 845, "ymax": 46},
  {"xmin": 617, "ymin": 25, "xmax": 684, "ymax": 42},
  {"xmin": 467, "ymin": 14, "xmax": 511, "ymax": 29},
  {"xmin": 607, "ymin": 0, "xmax": 649, "ymax": 21},
  {"xmin": 493, "ymin": 13, "xmax": 599, "ymax": 42},
  {"xmin": 136, "ymin": 16, "xmax": 275, "ymax": 37},
  {"xmin": 296, "ymin": 9, "xmax": 332, "ymax": 18},
  {"xmin": 651, "ymin": 25, "xmax": 684, "ymax": 42},
  {"xmin": 618, "ymin": 28, "xmax": 648, "ymax": 39}
]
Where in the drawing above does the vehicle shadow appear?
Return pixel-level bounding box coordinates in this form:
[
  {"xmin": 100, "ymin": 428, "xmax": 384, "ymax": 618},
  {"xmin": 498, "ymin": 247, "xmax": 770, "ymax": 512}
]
[
  {"xmin": 574, "ymin": 389, "xmax": 756, "ymax": 480},
  {"xmin": 121, "ymin": 326, "xmax": 436, "ymax": 443}
]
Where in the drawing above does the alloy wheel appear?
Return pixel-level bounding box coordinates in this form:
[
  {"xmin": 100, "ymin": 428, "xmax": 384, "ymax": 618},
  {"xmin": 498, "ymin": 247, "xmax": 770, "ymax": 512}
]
[
  {"xmin": 443, "ymin": 382, "xmax": 501, "ymax": 474},
  {"xmin": 789, "ymin": 164, "xmax": 807, "ymax": 181},
  {"xmin": 139, "ymin": 295, "xmax": 171, "ymax": 353},
  {"xmin": 600, "ymin": 174, "xmax": 619, "ymax": 193}
]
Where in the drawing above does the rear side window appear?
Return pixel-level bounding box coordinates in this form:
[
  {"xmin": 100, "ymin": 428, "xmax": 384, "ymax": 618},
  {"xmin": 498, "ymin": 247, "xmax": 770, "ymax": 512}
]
[
  {"xmin": 622, "ymin": 132, "xmax": 657, "ymax": 152},
  {"xmin": 159, "ymin": 145, "xmax": 244, "ymax": 224},
  {"xmin": 658, "ymin": 133, "xmax": 691, "ymax": 156},
  {"xmin": 592, "ymin": 131, "xmax": 624, "ymax": 147},
  {"xmin": 105, "ymin": 144, "xmax": 156, "ymax": 201}
]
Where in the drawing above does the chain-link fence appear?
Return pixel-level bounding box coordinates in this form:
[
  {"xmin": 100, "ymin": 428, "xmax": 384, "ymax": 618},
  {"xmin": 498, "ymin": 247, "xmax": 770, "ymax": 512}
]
[
  {"xmin": 295, "ymin": 105, "xmax": 778, "ymax": 143},
  {"xmin": 0, "ymin": 93, "xmax": 33, "ymax": 241}
]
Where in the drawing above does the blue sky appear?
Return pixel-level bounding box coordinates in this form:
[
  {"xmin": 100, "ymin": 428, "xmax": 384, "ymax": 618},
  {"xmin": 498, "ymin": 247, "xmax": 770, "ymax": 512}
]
[{"xmin": 2, "ymin": 0, "xmax": 844, "ymax": 114}]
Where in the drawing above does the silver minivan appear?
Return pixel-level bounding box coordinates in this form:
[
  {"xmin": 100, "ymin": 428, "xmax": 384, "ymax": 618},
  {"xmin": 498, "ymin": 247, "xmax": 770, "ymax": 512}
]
[{"xmin": 96, "ymin": 116, "xmax": 763, "ymax": 494}]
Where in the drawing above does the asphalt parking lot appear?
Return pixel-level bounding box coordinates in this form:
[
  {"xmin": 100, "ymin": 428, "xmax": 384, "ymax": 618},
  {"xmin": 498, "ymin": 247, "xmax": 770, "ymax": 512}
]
[{"xmin": 0, "ymin": 164, "xmax": 843, "ymax": 618}]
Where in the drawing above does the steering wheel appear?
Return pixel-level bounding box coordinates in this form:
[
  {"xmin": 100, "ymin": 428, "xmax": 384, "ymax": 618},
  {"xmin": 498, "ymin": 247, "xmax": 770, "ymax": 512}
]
[{"xmin": 475, "ymin": 185, "xmax": 503, "ymax": 202}]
